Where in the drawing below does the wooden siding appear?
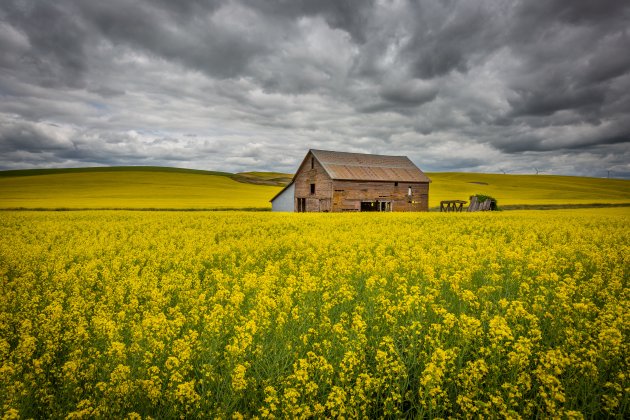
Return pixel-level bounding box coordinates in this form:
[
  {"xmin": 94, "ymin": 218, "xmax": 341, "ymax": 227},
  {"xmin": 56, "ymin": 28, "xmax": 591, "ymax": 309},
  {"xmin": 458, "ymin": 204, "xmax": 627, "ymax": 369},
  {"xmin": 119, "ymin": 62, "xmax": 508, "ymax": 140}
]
[
  {"xmin": 293, "ymin": 152, "xmax": 334, "ymax": 212},
  {"xmin": 331, "ymin": 180, "xmax": 429, "ymax": 212}
]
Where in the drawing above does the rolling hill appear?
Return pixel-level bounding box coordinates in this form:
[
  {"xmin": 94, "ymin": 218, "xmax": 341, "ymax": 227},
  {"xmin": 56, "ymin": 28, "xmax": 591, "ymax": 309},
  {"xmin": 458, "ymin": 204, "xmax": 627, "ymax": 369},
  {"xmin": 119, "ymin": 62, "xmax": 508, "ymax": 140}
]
[
  {"xmin": 0, "ymin": 167, "xmax": 283, "ymax": 210},
  {"xmin": 0, "ymin": 166, "xmax": 628, "ymax": 210},
  {"xmin": 426, "ymin": 172, "xmax": 630, "ymax": 208}
]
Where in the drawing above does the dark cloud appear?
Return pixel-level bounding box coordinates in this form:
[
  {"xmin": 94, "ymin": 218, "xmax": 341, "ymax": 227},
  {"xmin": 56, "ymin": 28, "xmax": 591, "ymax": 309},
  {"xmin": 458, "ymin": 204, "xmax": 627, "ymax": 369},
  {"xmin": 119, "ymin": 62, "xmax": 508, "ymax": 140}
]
[
  {"xmin": 508, "ymin": 83, "xmax": 607, "ymax": 118},
  {"xmin": 244, "ymin": 0, "xmax": 375, "ymax": 44},
  {"xmin": 73, "ymin": 0, "xmax": 269, "ymax": 80},
  {"xmin": 0, "ymin": 118, "xmax": 71, "ymax": 153},
  {"xmin": 0, "ymin": 0, "xmax": 629, "ymax": 177},
  {"xmin": 403, "ymin": 0, "xmax": 507, "ymax": 79},
  {"xmin": 2, "ymin": 1, "xmax": 88, "ymax": 88},
  {"xmin": 517, "ymin": 0, "xmax": 629, "ymax": 25},
  {"xmin": 580, "ymin": 33, "xmax": 630, "ymax": 85},
  {"xmin": 379, "ymin": 81, "xmax": 439, "ymax": 107}
]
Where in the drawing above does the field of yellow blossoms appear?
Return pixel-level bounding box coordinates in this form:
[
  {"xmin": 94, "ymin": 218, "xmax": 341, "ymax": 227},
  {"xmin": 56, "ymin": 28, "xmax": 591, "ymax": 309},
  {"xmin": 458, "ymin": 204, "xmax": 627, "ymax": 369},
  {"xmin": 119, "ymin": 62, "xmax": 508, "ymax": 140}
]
[{"xmin": 1, "ymin": 209, "xmax": 628, "ymax": 418}]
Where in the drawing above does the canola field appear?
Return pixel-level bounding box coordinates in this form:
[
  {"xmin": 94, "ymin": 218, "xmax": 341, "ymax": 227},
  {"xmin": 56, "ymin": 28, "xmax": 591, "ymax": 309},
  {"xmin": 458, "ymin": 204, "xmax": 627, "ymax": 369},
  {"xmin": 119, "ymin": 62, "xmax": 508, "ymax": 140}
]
[
  {"xmin": 2, "ymin": 167, "xmax": 629, "ymax": 210},
  {"xmin": 0, "ymin": 210, "xmax": 628, "ymax": 418}
]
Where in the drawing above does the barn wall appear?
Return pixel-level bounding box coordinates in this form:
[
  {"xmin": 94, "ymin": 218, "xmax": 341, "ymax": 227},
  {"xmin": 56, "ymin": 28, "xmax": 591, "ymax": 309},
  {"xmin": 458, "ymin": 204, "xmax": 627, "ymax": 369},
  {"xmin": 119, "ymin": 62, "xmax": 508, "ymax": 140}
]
[
  {"xmin": 294, "ymin": 152, "xmax": 333, "ymax": 212},
  {"xmin": 331, "ymin": 180, "xmax": 429, "ymax": 212},
  {"xmin": 271, "ymin": 182, "xmax": 295, "ymax": 212}
]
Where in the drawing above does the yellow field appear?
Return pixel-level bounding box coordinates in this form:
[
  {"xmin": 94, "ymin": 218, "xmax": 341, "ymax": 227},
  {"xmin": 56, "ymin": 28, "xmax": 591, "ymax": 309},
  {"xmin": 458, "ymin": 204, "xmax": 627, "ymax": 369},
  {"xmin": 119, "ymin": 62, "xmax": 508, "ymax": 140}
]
[
  {"xmin": 0, "ymin": 170, "xmax": 281, "ymax": 210},
  {"xmin": 426, "ymin": 173, "xmax": 630, "ymax": 207},
  {"xmin": 1, "ymin": 209, "xmax": 628, "ymax": 418},
  {"xmin": 1, "ymin": 167, "xmax": 628, "ymax": 210}
]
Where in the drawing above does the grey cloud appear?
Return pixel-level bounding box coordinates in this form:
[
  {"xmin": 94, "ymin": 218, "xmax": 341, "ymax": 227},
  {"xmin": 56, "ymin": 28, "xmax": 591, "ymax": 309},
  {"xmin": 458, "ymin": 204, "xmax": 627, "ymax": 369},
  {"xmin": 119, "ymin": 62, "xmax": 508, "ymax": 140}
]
[
  {"xmin": 0, "ymin": 123, "xmax": 64, "ymax": 153},
  {"xmin": 2, "ymin": 1, "xmax": 88, "ymax": 88},
  {"xmin": 1, "ymin": 115, "xmax": 200, "ymax": 166},
  {"xmin": 74, "ymin": 1, "xmax": 269, "ymax": 79},
  {"xmin": 508, "ymin": 83, "xmax": 607, "ymax": 118},
  {"xmin": 379, "ymin": 80, "xmax": 439, "ymax": 107},
  {"xmin": 1, "ymin": 0, "xmax": 629, "ymax": 177},
  {"xmin": 403, "ymin": 0, "xmax": 506, "ymax": 79},
  {"xmin": 580, "ymin": 33, "xmax": 630, "ymax": 85},
  {"xmin": 483, "ymin": 117, "xmax": 630, "ymax": 154},
  {"xmin": 516, "ymin": 0, "xmax": 629, "ymax": 25},
  {"xmin": 243, "ymin": 0, "xmax": 376, "ymax": 44},
  {"xmin": 500, "ymin": 0, "xmax": 630, "ymax": 126},
  {"xmin": 88, "ymin": 86, "xmax": 126, "ymax": 98}
]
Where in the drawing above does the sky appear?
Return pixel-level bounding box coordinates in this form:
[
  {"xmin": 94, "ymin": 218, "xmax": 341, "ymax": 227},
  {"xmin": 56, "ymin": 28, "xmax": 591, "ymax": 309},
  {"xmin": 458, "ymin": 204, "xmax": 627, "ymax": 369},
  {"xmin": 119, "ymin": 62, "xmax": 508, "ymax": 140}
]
[{"xmin": 1, "ymin": 0, "xmax": 629, "ymax": 177}]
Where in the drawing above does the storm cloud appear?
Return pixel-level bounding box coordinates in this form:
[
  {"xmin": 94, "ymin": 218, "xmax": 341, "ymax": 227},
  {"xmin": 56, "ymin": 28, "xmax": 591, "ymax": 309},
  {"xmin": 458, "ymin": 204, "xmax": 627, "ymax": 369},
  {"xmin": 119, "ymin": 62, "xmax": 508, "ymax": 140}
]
[{"xmin": 1, "ymin": 0, "xmax": 629, "ymax": 177}]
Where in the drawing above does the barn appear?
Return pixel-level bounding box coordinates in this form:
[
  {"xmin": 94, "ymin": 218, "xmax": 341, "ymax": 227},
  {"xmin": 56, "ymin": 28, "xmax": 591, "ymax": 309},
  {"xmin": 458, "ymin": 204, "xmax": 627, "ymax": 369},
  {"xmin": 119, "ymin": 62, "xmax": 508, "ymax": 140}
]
[{"xmin": 271, "ymin": 149, "xmax": 431, "ymax": 212}]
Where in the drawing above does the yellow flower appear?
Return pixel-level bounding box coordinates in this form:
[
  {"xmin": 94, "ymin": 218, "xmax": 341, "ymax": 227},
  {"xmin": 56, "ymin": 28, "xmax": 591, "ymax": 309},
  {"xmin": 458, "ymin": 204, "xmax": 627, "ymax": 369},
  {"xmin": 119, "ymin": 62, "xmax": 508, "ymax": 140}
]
[
  {"xmin": 231, "ymin": 363, "xmax": 248, "ymax": 392},
  {"xmin": 175, "ymin": 380, "xmax": 200, "ymax": 407}
]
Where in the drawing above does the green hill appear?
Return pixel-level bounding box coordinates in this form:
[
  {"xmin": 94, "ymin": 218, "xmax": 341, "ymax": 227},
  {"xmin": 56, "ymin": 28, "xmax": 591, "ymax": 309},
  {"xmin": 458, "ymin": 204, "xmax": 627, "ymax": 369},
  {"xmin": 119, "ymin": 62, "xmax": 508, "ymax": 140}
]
[
  {"xmin": 0, "ymin": 167, "xmax": 628, "ymax": 210},
  {"xmin": 232, "ymin": 171, "xmax": 293, "ymax": 186}
]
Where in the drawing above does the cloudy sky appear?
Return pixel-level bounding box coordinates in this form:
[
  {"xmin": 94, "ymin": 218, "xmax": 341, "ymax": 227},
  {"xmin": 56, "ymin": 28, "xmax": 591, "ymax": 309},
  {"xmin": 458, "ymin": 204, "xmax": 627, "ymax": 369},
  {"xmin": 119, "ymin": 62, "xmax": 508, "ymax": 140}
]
[{"xmin": 1, "ymin": 0, "xmax": 629, "ymax": 177}]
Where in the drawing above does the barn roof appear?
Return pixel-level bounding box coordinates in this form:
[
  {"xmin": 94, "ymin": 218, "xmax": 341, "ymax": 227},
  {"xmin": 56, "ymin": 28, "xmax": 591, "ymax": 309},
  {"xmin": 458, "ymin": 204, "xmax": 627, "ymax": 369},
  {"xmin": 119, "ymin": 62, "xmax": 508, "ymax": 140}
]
[{"xmin": 310, "ymin": 149, "xmax": 431, "ymax": 183}]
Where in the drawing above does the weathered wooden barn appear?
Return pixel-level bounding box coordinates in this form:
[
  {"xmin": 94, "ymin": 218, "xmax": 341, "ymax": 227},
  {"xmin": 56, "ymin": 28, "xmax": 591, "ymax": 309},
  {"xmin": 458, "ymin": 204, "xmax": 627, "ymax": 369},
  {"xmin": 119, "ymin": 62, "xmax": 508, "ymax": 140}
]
[{"xmin": 271, "ymin": 149, "xmax": 431, "ymax": 212}]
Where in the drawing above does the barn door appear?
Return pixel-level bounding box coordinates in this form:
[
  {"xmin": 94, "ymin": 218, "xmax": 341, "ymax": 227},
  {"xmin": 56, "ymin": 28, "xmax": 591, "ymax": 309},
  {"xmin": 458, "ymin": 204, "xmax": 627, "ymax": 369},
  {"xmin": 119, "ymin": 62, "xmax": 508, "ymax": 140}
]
[
  {"xmin": 333, "ymin": 191, "xmax": 343, "ymax": 211},
  {"xmin": 319, "ymin": 199, "xmax": 331, "ymax": 212},
  {"xmin": 296, "ymin": 197, "xmax": 306, "ymax": 212}
]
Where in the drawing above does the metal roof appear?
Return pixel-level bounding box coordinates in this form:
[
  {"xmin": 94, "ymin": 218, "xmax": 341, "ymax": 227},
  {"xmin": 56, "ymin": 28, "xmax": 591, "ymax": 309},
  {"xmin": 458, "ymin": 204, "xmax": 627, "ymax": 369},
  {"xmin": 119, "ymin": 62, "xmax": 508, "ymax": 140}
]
[{"xmin": 311, "ymin": 149, "xmax": 431, "ymax": 183}]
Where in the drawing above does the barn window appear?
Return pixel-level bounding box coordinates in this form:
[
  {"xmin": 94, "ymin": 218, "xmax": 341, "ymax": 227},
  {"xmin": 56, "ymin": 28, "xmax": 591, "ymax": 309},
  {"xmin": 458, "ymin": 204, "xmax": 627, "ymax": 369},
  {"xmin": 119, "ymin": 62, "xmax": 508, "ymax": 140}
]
[
  {"xmin": 408, "ymin": 186, "xmax": 412, "ymax": 196},
  {"xmin": 394, "ymin": 182, "xmax": 398, "ymax": 187},
  {"xmin": 311, "ymin": 157, "xmax": 314, "ymax": 169},
  {"xmin": 310, "ymin": 183, "xmax": 315, "ymax": 194}
]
